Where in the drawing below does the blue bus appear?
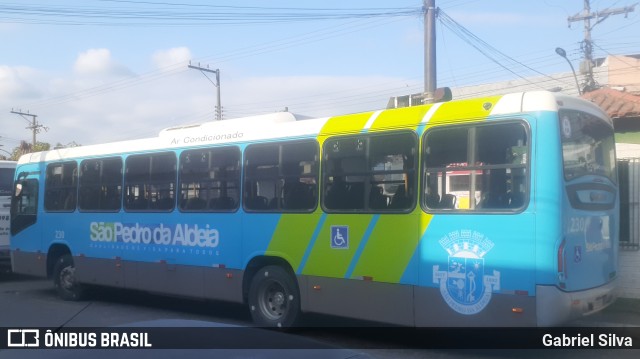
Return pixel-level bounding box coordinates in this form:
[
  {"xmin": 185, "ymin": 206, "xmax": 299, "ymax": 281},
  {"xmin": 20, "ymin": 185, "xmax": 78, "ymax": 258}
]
[{"xmin": 10, "ymin": 91, "xmax": 618, "ymax": 326}]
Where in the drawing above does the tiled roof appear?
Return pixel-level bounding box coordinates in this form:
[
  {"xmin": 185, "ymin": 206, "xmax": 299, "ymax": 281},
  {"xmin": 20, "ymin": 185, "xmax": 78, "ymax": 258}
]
[{"xmin": 581, "ymin": 87, "xmax": 640, "ymax": 119}]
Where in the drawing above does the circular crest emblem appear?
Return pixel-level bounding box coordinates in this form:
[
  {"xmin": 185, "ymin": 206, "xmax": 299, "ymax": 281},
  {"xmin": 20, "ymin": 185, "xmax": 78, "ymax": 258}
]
[{"xmin": 433, "ymin": 230, "xmax": 500, "ymax": 315}]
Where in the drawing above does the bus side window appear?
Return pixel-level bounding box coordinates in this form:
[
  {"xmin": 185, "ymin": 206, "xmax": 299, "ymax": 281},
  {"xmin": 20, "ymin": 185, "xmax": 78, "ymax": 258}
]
[
  {"xmin": 244, "ymin": 140, "xmax": 318, "ymax": 213},
  {"xmin": 423, "ymin": 121, "xmax": 529, "ymax": 212},
  {"xmin": 79, "ymin": 157, "xmax": 122, "ymax": 212},
  {"xmin": 323, "ymin": 132, "xmax": 416, "ymax": 213},
  {"xmin": 124, "ymin": 152, "xmax": 176, "ymax": 212},
  {"xmin": 45, "ymin": 162, "xmax": 77, "ymax": 212},
  {"xmin": 179, "ymin": 146, "xmax": 240, "ymax": 213}
]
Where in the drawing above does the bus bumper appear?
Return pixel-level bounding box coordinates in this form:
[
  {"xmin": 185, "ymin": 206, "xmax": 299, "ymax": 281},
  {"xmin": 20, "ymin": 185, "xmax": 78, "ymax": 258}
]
[{"xmin": 536, "ymin": 279, "xmax": 618, "ymax": 326}]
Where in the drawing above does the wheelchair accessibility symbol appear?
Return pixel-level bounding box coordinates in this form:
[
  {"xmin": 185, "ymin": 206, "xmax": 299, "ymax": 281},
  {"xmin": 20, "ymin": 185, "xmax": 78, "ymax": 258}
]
[{"xmin": 330, "ymin": 225, "xmax": 349, "ymax": 249}]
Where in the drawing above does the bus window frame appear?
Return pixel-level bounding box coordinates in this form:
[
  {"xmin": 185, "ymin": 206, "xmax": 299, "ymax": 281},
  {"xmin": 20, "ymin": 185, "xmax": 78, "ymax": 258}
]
[
  {"xmin": 178, "ymin": 145, "xmax": 241, "ymax": 213},
  {"xmin": 124, "ymin": 152, "xmax": 177, "ymax": 213},
  {"xmin": 321, "ymin": 130, "xmax": 418, "ymax": 214},
  {"xmin": 243, "ymin": 139, "xmax": 319, "ymax": 214},
  {"xmin": 421, "ymin": 119, "xmax": 531, "ymax": 215},
  {"xmin": 78, "ymin": 157, "xmax": 123, "ymax": 213},
  {"xmin": 44, "ymin": 161, "xmax": 78, "ymax": 213}
]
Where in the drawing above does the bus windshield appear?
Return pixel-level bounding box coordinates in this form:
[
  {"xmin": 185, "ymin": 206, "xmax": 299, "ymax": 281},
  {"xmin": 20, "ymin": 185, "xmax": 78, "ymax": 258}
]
[{"xmin": 559, "ymin": 110, "xmax": 616, "ymax": 183}]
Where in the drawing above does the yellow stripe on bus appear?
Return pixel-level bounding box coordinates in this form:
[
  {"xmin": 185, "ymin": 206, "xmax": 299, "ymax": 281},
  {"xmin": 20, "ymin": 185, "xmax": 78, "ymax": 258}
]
[
  {"xmin": 426, "ymin": 96, "xmax": 502, "ymax": 126},
  {"xmin": 320, "ymin": 112, "xmax": 375, "ymax": 137},
  {"xmin": 368, "ymin": 105, "xmax": 431, "ymax": 132}
]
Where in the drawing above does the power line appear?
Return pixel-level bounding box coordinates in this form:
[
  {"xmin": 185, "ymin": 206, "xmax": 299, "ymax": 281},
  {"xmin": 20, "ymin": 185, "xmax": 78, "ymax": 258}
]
[
  {"xmin": 437, "ymin": 9, "xmax": 564, "ymax": 90},
  {"xmin": 0, "ymin": 2, "xmax": 422, "ymax": 26}
]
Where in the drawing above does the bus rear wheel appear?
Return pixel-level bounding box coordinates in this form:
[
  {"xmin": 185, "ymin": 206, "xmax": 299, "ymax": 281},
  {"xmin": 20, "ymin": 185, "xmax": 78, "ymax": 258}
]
[
  {"xmin": 53, "ymin": 254, "xmax": 84, "ymax": 301},
  {"xmin": 248, "ymin": 265, "xmax": 300, "ymax": 327}
]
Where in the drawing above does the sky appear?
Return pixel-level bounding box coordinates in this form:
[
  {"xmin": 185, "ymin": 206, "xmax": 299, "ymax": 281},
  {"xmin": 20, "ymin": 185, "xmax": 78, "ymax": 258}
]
[{"xmin": 1, "ymin": 0, "xmax": 640, "ymax": 150}]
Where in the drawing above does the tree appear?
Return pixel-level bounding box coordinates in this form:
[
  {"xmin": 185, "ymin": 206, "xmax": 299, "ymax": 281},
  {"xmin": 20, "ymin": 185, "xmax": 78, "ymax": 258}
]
[{"xmin": 9, "ymin": 141, "xmax": 51, "ymax": 161}]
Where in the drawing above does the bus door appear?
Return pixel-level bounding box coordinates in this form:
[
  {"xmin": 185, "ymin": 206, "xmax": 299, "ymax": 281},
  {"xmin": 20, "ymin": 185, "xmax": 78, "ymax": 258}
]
[
  {"xmin": 558, "ymin": 110, "xmax": 618, "ymax": 295},
  {"xmin": 10, "ymin": 166, "xmax": 44, "ymax": 275}
]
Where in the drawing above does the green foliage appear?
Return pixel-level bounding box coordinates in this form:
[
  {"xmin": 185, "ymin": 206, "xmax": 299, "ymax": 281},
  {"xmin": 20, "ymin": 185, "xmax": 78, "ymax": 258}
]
[{"xmin": 615, "ymin": 132, "xmax": 640, "ymax": 144}]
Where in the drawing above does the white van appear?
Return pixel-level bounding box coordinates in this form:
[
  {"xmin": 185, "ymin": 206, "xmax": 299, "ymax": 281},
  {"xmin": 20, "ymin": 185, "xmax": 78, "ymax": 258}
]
[{"xmin": 0, "ymin": 161, "xmax": 16, "ymax": 266}]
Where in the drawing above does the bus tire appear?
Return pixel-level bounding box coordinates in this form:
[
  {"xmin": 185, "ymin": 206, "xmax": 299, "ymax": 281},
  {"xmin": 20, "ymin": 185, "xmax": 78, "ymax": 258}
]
[
  {"xmin": 53, "ymin": 254, "xmax": 84, "ymax": 301},
  {"xmin": 248, "ymin": 265, "xmax": 300, "ymax": 327}
]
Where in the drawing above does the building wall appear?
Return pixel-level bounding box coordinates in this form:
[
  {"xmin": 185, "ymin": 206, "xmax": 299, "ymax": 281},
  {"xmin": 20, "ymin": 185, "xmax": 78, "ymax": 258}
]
[{"xmin": 607, "ymin": 56, "xmax": 640, "ymax": 93}]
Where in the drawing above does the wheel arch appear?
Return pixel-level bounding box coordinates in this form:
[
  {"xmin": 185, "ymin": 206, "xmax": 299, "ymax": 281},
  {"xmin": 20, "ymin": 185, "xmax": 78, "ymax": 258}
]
[{"xmin": 47, "ymin": 243, "xmax": 71, "ymax": 278}]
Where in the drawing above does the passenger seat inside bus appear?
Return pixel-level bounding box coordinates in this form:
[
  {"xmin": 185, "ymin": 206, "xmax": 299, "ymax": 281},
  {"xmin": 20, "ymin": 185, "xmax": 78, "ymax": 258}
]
[
  {"xmin": 210, "ymin": 196, "xmax": 236, "ymax": 210},
  {"xmin": 439, "ymin": 193, "xmax": 456, "ymax": 209},
  {"xmin": 425, "ymin": 192, "xmax": 440, "ymax": 209},
  {"xmin": 369, "ymin": 186, "xmax": 387, "ymax": 209},
  {"xmin": 184, "ymin": 197, "xmax": 206, "ymax": 210},
  {"xmin": 246, "ymin": 195, "xmax": 269, "ymax": 210},
  {"xmin": 284, "ymin": 183, "xmax": 314, "ymax": 210}
]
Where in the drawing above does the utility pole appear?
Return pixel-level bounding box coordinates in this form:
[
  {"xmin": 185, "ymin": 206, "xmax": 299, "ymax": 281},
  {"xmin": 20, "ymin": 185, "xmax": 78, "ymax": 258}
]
[
  {"xmin": 188, "ymin": 62, "xmax": 222, "ymax": 121},
  {"xmin": 424, "ymin": 0, "xmax": 437, "ymax": 104},
  {"xmin": 568, "ymin": 0, "xmax": 636, "ymax": 92},
  {"xmin": 10, "ymin": 109, "xmax": 47, "ymax": 146}
]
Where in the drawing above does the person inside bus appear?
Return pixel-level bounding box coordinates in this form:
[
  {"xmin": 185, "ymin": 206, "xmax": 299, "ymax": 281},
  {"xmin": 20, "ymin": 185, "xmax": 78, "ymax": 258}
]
[
  {"xmin": 325, "ymin": 175, "xmax": 349, "ymax": 209},
  {"xmin": 389, "ymin": 184, "xmax": 409, "ymax": 209},
  {"xmin": 368, "ymin": 185, "xmax": 387, "ymax": 209}
]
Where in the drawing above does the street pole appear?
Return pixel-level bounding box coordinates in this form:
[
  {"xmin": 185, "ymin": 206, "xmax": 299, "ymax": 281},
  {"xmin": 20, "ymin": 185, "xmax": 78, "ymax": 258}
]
[
  {"xmin": 188, "ymin": 63, "xmax": 222, "ymax": 121},
  {"xmin": 10, "ymin": 109, "xmax": 47, "ymax": 146},
  {"xmin": 424, "ymin": 0, "xmax": 436, "ymax": 104},
  {"xmin": 555, "ymin": 47, "xmax": 582, "ymax": 95},
  {"xmin": 568, "ymin": 0, "xmax": 636, "ymax": 92}
]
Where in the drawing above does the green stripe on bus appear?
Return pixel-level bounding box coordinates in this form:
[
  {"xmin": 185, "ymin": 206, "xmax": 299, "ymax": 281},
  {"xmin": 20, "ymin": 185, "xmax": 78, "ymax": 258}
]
[
  {"xmin": 266, "ymin": 212, "xmax": 324, "ymax": 271},
  {"xmin": 349, "ymin": 213, "xmax": 420, "ymax": 283},
  {"xmin": 300, "ymin": 214, "xmax": 374, "ymax": 278}
]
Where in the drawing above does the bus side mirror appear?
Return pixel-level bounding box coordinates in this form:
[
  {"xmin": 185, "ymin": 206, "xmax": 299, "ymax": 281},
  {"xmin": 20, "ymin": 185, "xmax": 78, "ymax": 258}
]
[{"xmin": 15, "ymin": 183, "xmax": 22, "ymax": 197}]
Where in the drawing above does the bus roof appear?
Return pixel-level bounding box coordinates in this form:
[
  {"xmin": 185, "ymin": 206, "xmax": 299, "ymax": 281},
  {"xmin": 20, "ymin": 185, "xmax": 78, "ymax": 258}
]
[{"xmin": 17, "ymin": 91, "xmax": 609, "ymax": 165}]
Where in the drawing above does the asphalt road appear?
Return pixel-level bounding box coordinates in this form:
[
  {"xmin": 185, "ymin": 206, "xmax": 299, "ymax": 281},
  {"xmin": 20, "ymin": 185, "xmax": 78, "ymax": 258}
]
[{"xmin": 1, "ymin": 269, "xmax": 639, "ymax": 358}]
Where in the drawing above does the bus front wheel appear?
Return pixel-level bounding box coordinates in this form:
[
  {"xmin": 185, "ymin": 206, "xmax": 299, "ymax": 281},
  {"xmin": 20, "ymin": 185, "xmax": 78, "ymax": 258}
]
[
  {"xmin": 248, "ymin": 265, "xmax": 300, "ymax": 327},
  {"xmin": 53, "ymin": 254, "xmax": 84, "ymax": 301}
]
